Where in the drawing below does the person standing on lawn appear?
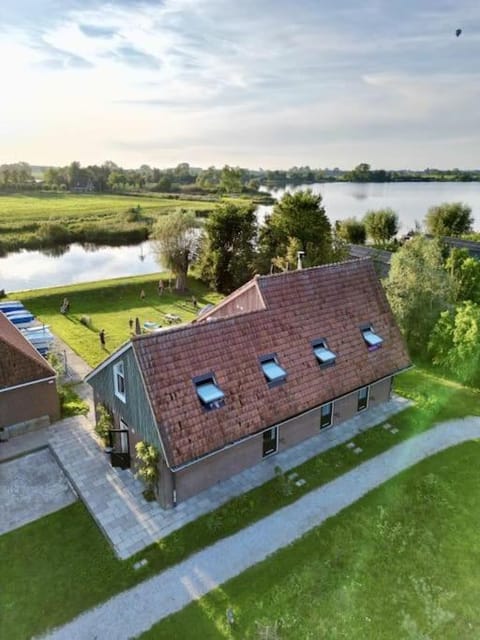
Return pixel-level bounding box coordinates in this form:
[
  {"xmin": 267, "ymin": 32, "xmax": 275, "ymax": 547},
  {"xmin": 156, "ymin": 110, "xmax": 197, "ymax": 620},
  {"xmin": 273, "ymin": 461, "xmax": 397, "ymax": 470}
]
[{"xmin": 99, "ymin": 329, "xmax": 106, "ymax": 348}]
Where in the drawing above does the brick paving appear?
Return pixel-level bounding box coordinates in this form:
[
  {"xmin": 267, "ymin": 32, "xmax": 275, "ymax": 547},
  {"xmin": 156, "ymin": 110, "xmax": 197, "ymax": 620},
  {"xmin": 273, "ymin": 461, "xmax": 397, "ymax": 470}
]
[{"xmin": 49, "ymin": 395, "xmax": 410, "ymax": 559}]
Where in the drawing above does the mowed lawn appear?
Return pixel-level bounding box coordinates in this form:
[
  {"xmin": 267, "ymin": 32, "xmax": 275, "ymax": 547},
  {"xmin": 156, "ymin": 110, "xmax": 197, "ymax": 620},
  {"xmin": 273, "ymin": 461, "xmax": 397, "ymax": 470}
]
[
  {"xmin": 1, "ymin": 369, "xmax": 480, "ymax": 639},
  {"xmin": 13, "ymin": 273, "xmax": 223, "ymax": 367},
  {"xmin": 142, "ymin": 440, "xmax": 480, "ymax": 639}
]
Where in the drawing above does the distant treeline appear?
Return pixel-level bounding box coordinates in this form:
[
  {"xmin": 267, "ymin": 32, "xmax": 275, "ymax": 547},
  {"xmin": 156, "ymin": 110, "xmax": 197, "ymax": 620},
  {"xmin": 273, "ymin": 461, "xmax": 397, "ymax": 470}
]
[{"xmin": 1, "ymin": 161, "xmax": 479, "ymax": 194}]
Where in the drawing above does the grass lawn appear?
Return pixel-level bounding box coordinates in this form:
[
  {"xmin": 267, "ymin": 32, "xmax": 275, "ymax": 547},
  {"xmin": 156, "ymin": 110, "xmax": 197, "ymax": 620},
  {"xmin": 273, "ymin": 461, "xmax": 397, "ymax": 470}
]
[
  {"xmin": 11, "ymin": 273, "xmax": 223, "ymax": 367},
  {"xmin": 0, "ymin": 192, "xmax": 214, "ymax": 223},
  {"xmin": 0, "ymin": 192, "xmax": 217, "ymax": 251},
  {"xmin": 1, "ymin": 368, "xmax": 479, "ymax": 639},
  {"xmin": 142, "ymin": 440, "xmax": 480, "ymax": 639}
]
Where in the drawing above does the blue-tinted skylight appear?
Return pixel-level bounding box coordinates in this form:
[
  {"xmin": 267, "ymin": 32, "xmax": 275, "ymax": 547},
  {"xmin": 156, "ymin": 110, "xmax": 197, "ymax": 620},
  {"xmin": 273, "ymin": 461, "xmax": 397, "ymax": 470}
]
[
  {"xmin": 362, "ymin": 328, "xmax": 383, "ymax": 349},
  {"xmin": 196, "ymin": 381, "xmax": 225, "ymax": 405},
  {"xmin": 261, "ymin": 359, "xmax": 286, "ymax": 383},
  {"xmin": 313, "ymin": 344, "xmax": 336, "ymax": 365}
]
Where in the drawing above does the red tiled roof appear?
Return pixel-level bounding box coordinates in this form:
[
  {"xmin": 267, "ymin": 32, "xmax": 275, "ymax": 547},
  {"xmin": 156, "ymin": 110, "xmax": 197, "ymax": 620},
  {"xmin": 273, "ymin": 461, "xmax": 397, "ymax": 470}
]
[
  {"xmin": 0, "ymin": 314, "xmax": 56, "ymax": 389},
  {"xmin": 132, "ymin": 259, "xmax": 411, "ymax": 468}
]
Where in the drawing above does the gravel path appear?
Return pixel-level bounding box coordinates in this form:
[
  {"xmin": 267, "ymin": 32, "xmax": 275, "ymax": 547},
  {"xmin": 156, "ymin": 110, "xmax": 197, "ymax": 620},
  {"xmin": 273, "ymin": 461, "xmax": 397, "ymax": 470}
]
[{"xmin": 42, "ymin": 417, "xmax": 480, "ymax": 640}]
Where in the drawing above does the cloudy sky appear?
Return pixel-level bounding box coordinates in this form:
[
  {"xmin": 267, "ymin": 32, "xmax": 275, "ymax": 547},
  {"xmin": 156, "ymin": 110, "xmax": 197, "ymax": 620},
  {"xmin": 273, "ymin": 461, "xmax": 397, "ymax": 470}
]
[{"xmin": 2, "ymin": 0, "xmax": 480, "ymax": 169}]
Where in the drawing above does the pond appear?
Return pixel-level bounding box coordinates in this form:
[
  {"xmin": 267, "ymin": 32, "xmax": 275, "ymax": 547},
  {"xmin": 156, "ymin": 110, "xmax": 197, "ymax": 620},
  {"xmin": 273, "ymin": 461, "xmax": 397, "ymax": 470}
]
[
  {"xmin": 2, "ymin": 181, "xmax": 480, "ymax": 291},
  {"xmin": 1, "ymin": 242, "xmax": 161, "ymax": 292}
]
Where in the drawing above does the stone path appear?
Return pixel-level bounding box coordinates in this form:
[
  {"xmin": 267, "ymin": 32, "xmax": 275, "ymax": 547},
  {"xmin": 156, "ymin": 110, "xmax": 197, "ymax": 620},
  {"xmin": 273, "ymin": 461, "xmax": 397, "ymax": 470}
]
[
  {"xmin": 43, "ymin": 416, "xmax": 480, "ymax": 640},
  {"xmin": 49, "ymin": 396, "xmax": 409, "ymax": 559},
  {"xmin": 0, "ymin": 448, "xmax": 77, "ymax": 535}
]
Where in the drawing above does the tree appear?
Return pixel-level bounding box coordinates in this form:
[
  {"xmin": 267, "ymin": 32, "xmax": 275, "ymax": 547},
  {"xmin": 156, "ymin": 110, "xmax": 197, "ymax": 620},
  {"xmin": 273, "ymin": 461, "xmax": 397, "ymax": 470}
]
[
  {"xmin": 348, "ymin": 163, "xmax": 371, "ymax": 182},
  {"xmin": 198, "ymin": 202, "xmax": 257, "ymax": 294},
  {"xmin": 385, "ymin": 236, "xmax": 451, "ymax": 355},
  {"xmin": 258, "ymin": 189, "xmax": 333, "ymax": 269},
  {"xmin": 445, "ymin": 248, "xmax": 480, "ymax": 304},
  {"xmin": 429, "ymin": 302, "xmax": 480, "ymax": 386},
  {"xmin": 335, "ymin": 217, "xmax": 367, "ymax": 244},
  {"xmin": 219, "ymin": 165, "xmax": 244, "ymax": 193},
  {"xmin": 152, "ymin": 209, "xmax": 198, "ymax": 290},
  {"xmin": 363, "ymin": 208, "xmax": 399, "ymax": 245},
  {"xmin": 425, "ymin": 202, "xmax": 473, "ymax": 237}
]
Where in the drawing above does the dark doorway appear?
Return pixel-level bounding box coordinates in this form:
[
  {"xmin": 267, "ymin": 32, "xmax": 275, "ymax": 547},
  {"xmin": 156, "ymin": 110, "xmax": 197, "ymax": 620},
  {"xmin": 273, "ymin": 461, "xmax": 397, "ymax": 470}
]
[{"xmin": 109, "ymin": 427, "xmax": 130, "ymax": 469}]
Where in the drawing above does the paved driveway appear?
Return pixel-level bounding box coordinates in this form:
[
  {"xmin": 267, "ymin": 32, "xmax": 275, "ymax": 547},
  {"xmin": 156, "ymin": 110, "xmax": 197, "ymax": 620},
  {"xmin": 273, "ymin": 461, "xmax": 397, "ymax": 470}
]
[{"xmin": 0, "ymin": 448, "xmax": 77, "ymax": 535}]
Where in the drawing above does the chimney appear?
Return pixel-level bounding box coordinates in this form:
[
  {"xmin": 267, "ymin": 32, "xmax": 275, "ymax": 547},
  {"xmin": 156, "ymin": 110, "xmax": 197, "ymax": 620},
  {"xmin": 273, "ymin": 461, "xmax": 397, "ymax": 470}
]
[{"xmin": 297, "ymin": 251, "xmax": 305, "ymax": 270}]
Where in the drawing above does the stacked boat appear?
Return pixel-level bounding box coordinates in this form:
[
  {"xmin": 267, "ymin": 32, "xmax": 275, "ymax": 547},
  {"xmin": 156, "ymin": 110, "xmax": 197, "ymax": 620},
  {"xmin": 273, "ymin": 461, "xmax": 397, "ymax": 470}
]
[{"xmin": 0, "ymin": 301, "xmax": 54, "ymax": 355}]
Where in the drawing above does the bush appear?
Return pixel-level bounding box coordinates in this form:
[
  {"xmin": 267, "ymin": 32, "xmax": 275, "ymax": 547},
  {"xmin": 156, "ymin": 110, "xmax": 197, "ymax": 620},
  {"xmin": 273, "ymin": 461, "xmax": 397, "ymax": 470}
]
[
  {"xmin": 135, "ymin": 441, "xmax": 160, "ymax": 498},
  {"xmin": 58, "ymin": 385, "xmax": 89, "ymax": 418},
  {"xmin": 95, "ymin": 403, "xmax": 113, "ymax": 444},
  {"xmin": 80, "ymin": 315, "xmax": 92, "ymax": 328}
]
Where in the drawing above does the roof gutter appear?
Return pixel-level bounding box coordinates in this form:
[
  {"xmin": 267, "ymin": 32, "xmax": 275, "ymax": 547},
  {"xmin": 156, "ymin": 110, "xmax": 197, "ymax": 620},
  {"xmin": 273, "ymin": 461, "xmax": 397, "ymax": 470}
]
[
  {"xmin": 170, "ymin": 364, "xmax": 413, "ymax": 473},
  {"xmin": 0, "ymin": 375, "xmax": 57, "ymax": 394}
]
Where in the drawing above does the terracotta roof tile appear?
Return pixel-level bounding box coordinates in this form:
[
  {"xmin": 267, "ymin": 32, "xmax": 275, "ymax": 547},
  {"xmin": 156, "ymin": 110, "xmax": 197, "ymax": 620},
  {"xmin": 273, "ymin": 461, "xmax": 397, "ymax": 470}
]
[{"xmin": 130, "ymin": 259, "xmax": 411, "ymax": 468}]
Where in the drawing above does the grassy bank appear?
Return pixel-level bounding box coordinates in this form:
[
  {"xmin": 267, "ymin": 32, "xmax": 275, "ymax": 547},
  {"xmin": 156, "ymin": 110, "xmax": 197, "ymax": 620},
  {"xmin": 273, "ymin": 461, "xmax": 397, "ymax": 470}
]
[
  {"xmin": 13, "ymin": 273, "xmax": 223, "ymax": 367},
  {"xmin": 143, "ymin": 440, "xmax": 480, "ymax": 639},
  {"xmin": 0, "ymin": 192, "xmax": 217, "ymax": 252},
  {"xmin": 1, "ymin": 368, "xmax": 479, "ymax": 639}
]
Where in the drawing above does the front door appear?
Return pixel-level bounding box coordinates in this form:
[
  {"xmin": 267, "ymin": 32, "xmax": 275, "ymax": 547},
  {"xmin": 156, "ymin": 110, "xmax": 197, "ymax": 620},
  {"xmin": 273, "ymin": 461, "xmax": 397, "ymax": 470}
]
[{"xmin": 109, "ymin": 427, "xmax": 130, "ymax": 469}]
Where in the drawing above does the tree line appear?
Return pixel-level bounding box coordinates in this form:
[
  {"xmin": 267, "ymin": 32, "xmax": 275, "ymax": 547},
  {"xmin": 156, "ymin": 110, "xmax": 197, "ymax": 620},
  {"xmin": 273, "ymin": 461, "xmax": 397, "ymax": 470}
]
[
  {"xmin": 335, "ymin": 202, "xmax": 475, "ymax": 247},
  {"xmin": 152, "ymin": 190, "xmax": 347, "ymax": 294},
  {"xmin": 2, "ymin": 160, "xmax": 480, "ymax": 194}
]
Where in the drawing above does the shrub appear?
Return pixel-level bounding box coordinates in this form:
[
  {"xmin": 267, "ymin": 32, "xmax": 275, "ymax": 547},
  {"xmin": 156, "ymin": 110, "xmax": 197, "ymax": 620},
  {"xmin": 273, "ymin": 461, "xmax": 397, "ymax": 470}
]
[
  {"xmin": 135, "ymin": 441, "xmax": 160, "ymax": 499},
  {"xmin": 95, "ymin": 403, "xmax": 113, "ymax": 444},
  {"xmin": 80, "ymin": 315, "xmax": 92, "ymax": 328}
]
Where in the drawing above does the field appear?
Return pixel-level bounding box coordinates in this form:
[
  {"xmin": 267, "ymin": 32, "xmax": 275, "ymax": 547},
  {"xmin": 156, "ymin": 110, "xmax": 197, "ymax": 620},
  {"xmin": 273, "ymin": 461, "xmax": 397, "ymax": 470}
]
[
  {"xmin": 142, "ymin": 440, "xmax": 480, "ymax": 639},
  {"xmin": 0, "ymin": 192, "xmax": 216, "ymax": 252},
  {"xmin": 13, "ymin": 273, "xmax": 224, "ymax": 367},
  {"xmin": 1, "ymin": 369, "xmax": 480, "ymax": 639}
]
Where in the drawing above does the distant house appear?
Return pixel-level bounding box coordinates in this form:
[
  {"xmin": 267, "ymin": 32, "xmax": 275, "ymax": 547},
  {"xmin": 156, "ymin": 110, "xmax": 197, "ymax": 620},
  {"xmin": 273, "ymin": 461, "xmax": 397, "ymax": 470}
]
[
  {"xmin": 0, "ymin": 314, "xmax": 60, "ymax": 432},
  {"xmin": 86, "ymin": 259, "xmax": 411, "ymax": 508},
  {"xmin": 70, "ymin": 179, "xmax": 95, "ymax": 193}
]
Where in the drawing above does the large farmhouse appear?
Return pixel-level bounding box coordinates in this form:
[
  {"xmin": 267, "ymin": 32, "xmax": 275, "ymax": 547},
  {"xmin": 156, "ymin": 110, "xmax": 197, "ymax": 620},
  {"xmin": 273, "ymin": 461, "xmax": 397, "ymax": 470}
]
[
  {"xmin": 0, "ymin": 314, "xmax": 59, "ymax": 432},
  {"xmin": 86, "ymin": 259, "xmax": 411, "ymax": 508}
]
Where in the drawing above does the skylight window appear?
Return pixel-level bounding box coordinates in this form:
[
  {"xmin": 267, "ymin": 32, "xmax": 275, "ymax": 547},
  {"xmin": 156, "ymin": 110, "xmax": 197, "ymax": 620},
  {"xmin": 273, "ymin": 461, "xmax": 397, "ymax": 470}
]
[
  {"xmin": 362, "ymin": 326, "xmax": 383, "ymax": 350},
  {"xmin": 312, "ymin": 339, "xmax": 336, "ymax": 367},
  {"xmin": 260, "ymin": 355, "xmax": 287, "ymax": 386},
  {"xmin": 194, "ymin": 375, "xmax": 225, "ymax": 410}
]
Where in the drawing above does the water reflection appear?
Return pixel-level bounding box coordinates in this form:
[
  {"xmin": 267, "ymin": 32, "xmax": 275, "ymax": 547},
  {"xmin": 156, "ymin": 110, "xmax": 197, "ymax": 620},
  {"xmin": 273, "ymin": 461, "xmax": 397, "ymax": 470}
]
[{"xmin": 1, "ymin": 241, "xmax": 162, "ymax": 292}]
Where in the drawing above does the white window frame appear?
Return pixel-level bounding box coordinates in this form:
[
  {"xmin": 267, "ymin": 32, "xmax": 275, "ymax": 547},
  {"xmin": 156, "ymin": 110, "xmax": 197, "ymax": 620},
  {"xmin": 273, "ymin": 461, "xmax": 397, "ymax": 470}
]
[{"xmin": 113, "ymin": 361, "xmax": 126, "ymax": 403}]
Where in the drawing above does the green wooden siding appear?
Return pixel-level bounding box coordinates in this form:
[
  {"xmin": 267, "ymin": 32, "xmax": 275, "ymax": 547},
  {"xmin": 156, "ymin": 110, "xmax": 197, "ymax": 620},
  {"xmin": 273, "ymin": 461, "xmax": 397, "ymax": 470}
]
[{"xmin": 89, "ymin": 346, "xmax": 161, "ymax": 449}]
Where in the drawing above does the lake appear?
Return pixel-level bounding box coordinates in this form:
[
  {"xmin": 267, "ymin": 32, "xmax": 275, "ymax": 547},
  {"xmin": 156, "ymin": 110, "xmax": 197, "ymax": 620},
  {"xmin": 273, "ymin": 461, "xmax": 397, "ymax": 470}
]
[
  {"xmin": 2, "ymin": 182, "xmax": 480, "ymax": 291},
  {"xmin": 260, "ymin": 181, "xmax": 480, "ymax": 232}
]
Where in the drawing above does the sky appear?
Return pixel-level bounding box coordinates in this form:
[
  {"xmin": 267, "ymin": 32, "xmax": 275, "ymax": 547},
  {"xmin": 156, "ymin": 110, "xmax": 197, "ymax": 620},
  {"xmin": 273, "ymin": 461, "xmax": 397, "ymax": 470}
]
[{"xmin": 2, "ymin": 0, "xmax": 480, "ymax": 170}]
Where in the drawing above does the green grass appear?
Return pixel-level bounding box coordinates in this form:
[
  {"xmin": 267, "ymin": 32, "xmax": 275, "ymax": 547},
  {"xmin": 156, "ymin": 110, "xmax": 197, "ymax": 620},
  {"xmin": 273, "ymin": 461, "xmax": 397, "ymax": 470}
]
[
  {"xmin": 0, "ymin": 192, "xmax": 214, "ymax": 223},
  {"xmin": 141, "ymin": 440, "xmax": 480, "ymax": 639},
  {"xmin": 0, "ymin": 192, "xmax": 217, "ymax": 251},
  {"xmin": 11, "ymin": 273, "xmax": 223, "ymax": 366},
  {"xmin": 1, "ymin": 368, "xmax": 479, "ymax": 639}
]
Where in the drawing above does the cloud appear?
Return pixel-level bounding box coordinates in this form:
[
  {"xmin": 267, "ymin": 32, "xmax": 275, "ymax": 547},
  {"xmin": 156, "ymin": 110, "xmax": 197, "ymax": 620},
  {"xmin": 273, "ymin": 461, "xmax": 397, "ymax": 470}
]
[
  {"xmin": 78, "ymin": 24, "xmax": 117, "ymax": 38},
  {"xmin": 2, "ymin": 0, "xmax": 480, "ymax": 168},
  {"xmin": 108, "ymin": 45, "xmax": 161, "ymax": 70}
]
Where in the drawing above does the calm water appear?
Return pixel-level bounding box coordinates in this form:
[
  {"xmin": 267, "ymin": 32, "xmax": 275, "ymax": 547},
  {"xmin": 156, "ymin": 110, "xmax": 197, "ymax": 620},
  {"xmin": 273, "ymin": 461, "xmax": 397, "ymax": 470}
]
[
  {"xmin": 260, "ymin": 181, "xmax": 480, "ymax": 232},
  {"xmin": 1, "ymin": 242, "xmax": 161, "ymax": 292},
  {"xmin": 2, "ymin": 182, "xmax": 480, "ymax": 291}
]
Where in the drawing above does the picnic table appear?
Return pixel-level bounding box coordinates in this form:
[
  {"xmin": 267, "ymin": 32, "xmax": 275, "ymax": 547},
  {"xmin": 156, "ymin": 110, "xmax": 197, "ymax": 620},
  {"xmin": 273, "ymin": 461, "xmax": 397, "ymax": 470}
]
[{"xmin": 165, "ymin": 313, "xmax": 181, "ymax": 324}]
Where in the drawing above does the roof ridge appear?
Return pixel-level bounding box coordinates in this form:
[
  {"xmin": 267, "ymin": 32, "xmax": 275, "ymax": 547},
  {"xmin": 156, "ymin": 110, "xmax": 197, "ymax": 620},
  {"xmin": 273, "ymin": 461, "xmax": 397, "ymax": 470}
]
[{"xmin": 256, "ymin": 257, "xmax": 372, "ymax": 282}]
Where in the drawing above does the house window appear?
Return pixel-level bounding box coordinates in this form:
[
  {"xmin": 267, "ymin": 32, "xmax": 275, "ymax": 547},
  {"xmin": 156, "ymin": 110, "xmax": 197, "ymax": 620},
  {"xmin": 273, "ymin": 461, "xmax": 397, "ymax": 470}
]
[
  {"xmin": 362, "ymin": 326, "xmax": 383, "ymax": 351},
  {"xmin": 113, "ymin": 361, "xmax": 126, "ymax": 403},
  {"xmin": 312, "ymin": 339, "xmax": 336, "ymax": 367},
  {"xmin": 260, "ymin": 354, "xmax": 287, "ymax": 387},
  {"xmin": 357, "ymin": 386, "xmax": 369, "ymax": 412},
  {"xmin": 320, "ymin": 402, "xmax": 333, "ymax": 429},
  {"xmin": 194, "ymin": 374, "xmax": 225, "ymax": 410},
  {"xmin": 263, "ymin": 427, "xmax": 278, "ymax": 457}
]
